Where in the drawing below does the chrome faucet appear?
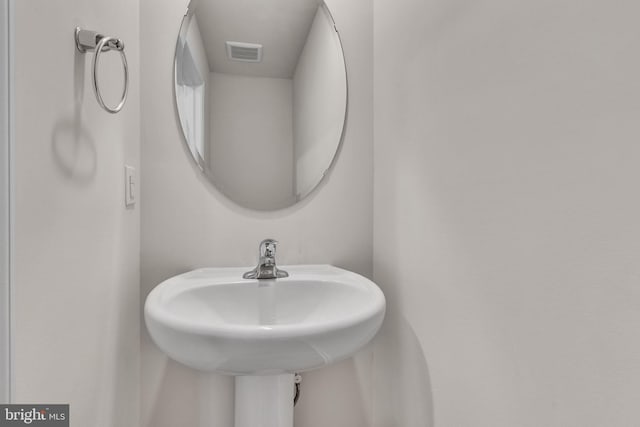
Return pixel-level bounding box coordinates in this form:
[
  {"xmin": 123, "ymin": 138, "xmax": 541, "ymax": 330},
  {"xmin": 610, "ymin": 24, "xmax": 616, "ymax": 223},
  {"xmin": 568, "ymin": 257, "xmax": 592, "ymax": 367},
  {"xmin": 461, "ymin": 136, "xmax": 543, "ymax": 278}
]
[{"xmin": 243, "ymin": 239, "xmax": 289, "ymax": 279}]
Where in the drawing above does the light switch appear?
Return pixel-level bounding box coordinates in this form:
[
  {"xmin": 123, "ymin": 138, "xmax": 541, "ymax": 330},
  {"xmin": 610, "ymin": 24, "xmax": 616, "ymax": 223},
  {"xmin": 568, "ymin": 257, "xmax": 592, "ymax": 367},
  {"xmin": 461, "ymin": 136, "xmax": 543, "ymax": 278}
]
[{"xmin": 125, "ymin": 165, "xmax": 136, "ymax": 207}]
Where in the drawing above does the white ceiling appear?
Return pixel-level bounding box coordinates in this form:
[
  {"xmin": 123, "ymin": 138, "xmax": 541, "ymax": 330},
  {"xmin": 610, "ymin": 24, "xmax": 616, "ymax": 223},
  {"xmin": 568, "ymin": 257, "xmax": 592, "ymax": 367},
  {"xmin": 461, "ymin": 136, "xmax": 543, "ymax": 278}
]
[{"xmin": 191, "ymin": 0, "xmax": 322, "ymax": 79}]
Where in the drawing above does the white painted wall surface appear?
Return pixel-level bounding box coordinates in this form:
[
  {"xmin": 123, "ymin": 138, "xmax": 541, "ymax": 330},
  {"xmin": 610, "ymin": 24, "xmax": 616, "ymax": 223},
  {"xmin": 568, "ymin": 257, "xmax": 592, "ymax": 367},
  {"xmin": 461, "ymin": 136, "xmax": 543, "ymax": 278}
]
[
  {"xmin": 293, "ymin": 6, "xmax": 347, "ymax": 199},
  {"xmin": 373, "ymin": 1, "xmax": 640, "ymax": 426},
  {"xmin": 141, "ymin": 0, "xmax": 372, "ymax": 426},
  {"xmin": 13, "ymin": 0, "xmax": 140, "ymax": 424},
  {"xmin": 209, "ymin": 72, "xmax": 294, "ymax": 210}
]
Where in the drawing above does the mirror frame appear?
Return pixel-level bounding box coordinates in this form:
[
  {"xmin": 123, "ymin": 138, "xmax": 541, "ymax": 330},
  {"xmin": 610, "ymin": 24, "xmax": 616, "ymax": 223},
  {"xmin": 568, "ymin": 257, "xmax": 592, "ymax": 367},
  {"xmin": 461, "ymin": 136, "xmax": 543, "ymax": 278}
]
[{"xmin": 173, "ymin": 1, "xmax": 349, "ymax": 211}]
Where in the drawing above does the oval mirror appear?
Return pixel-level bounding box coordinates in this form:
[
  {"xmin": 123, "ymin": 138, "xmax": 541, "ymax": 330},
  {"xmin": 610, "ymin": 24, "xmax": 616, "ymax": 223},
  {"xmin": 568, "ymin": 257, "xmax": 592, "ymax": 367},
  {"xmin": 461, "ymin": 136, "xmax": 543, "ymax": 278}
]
[{"xmin": 175, "ymin": 0, "xmax": 347, "ymax": 211}]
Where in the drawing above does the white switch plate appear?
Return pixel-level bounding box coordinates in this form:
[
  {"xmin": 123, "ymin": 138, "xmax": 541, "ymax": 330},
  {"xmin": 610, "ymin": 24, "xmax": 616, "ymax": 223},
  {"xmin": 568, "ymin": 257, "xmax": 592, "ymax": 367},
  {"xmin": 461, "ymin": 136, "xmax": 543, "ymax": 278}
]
[{"xmin": 125, "ymin": 165, "xmax": 135, "ymax": 207}]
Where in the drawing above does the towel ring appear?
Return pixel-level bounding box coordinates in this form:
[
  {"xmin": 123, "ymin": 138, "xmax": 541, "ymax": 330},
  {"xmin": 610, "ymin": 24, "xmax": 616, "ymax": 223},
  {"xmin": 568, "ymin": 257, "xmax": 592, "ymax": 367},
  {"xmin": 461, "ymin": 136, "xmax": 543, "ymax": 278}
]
[{"xmin": 75, "ymin": 27, "xmax": 129, "ymax": 114}]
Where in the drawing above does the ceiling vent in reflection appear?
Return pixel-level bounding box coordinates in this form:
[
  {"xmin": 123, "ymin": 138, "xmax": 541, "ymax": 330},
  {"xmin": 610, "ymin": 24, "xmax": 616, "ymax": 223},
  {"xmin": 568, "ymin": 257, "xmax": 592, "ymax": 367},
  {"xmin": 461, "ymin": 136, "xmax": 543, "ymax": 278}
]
[{"xmin": 225, "ymin": 41, "xmax": 263, "ymax": 63}]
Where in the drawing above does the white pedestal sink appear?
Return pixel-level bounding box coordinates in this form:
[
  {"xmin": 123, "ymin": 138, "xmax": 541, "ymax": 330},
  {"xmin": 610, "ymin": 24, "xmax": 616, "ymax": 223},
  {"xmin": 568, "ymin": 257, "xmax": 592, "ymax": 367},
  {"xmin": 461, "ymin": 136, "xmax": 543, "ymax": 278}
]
[{"xmin": 145, "ymin": 265, "xmax": 385, "ymax": 427}]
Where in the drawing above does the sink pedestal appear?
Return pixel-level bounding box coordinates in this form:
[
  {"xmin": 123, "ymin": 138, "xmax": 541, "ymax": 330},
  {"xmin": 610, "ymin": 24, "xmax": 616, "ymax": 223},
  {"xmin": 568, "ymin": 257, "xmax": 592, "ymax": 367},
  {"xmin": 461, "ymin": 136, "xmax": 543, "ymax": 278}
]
[{"xmin": 235, "ymin": 374, "xmax": 294, "ymax": 427}]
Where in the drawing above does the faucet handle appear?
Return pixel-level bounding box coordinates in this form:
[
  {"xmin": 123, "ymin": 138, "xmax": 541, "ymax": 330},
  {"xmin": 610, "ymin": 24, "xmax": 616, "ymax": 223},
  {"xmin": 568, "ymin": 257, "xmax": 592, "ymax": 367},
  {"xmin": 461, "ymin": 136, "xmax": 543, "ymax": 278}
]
[{"xmin": 260, "ymin": 239, "xmax": 278, "ymax": 258}]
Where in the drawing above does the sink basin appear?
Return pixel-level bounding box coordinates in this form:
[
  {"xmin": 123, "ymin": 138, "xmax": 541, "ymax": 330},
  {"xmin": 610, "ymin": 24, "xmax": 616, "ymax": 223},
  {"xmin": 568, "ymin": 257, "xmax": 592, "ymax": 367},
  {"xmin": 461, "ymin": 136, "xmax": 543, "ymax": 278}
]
[{"xmin": 144, "ymin": 265, "xmax": 386, "ymax": 375}]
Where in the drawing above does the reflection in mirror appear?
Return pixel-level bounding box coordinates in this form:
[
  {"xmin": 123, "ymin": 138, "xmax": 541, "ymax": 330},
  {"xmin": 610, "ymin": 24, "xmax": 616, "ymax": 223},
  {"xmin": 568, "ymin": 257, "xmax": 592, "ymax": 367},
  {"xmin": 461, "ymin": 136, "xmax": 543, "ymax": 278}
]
[{"xmin": 175, "ymin": 0, "xmax": 347, "ymax": 211}]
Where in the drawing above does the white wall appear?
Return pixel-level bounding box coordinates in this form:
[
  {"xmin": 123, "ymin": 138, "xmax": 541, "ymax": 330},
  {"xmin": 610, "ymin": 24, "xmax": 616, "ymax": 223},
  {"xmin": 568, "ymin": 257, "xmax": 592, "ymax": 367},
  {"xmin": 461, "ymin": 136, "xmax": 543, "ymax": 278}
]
[
  {"xmin": 141, "ymin": 0, "xmax": 372, "ymax": 426},
  {"xmin": 209, "ymin": 72, "xmax": 294, "ymax": 210},
  {"xmin": 13, "ymin": 0, "xmax": 140, "ymax": 425},
  {"xmin": 293, "ymin": 6, "xmax": 347, "ymax": 199},
  {"xmin": 373, "ymin": 1, "xmax": 640, "ymax": 426}
]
